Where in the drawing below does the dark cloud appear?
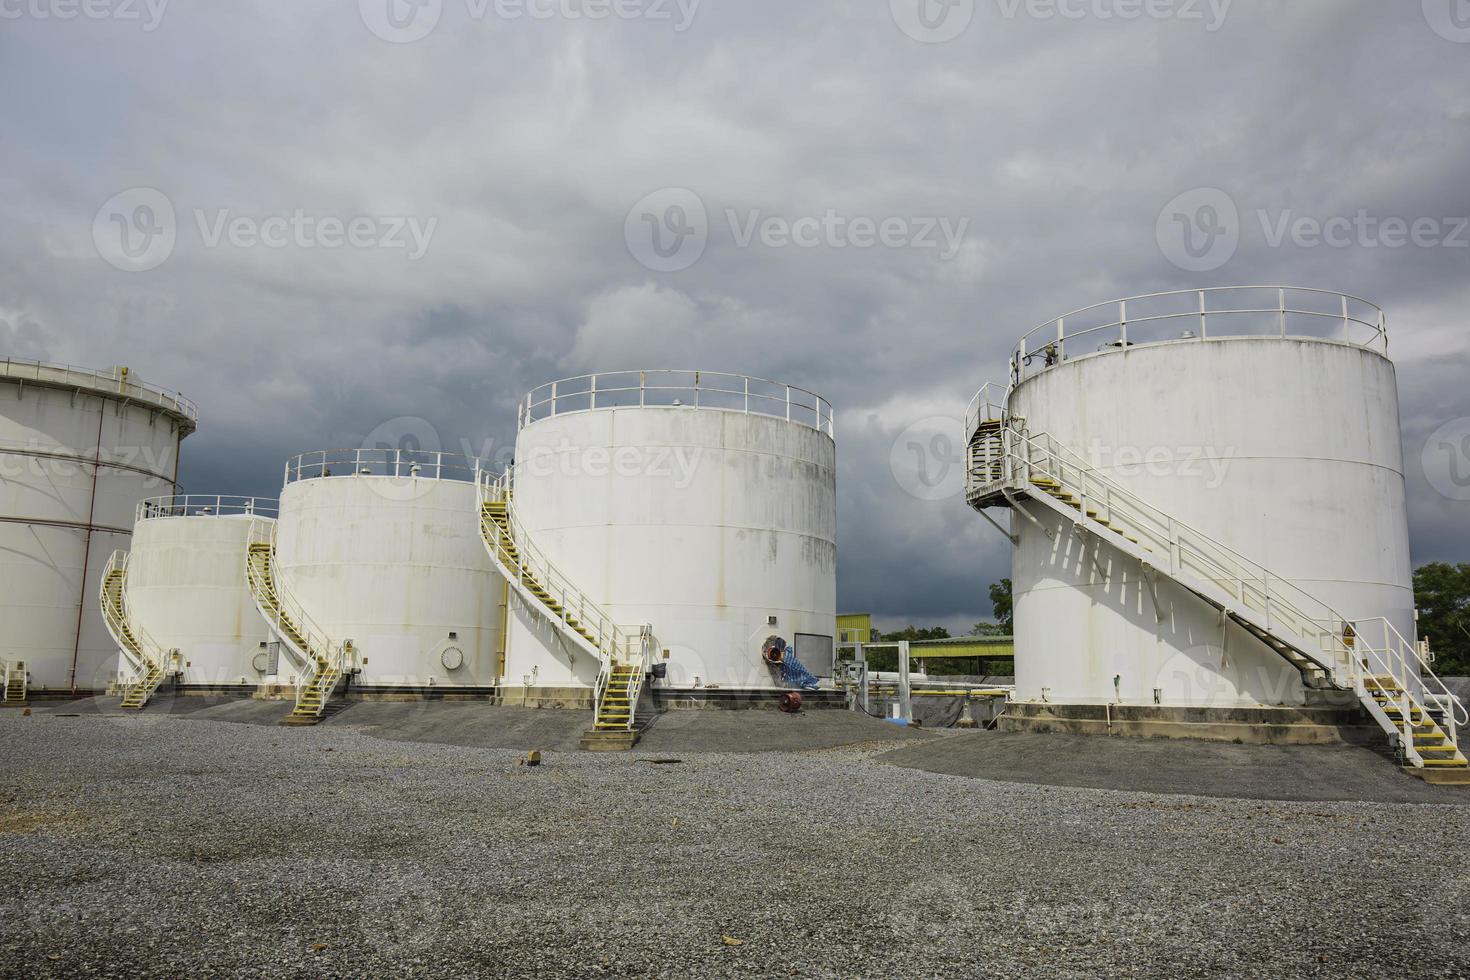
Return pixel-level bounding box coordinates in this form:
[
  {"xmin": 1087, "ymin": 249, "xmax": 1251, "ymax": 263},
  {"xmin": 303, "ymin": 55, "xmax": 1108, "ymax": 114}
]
[{"xmin": 1, "ymin": 0, "xmax": 1466, "ymax": 629}]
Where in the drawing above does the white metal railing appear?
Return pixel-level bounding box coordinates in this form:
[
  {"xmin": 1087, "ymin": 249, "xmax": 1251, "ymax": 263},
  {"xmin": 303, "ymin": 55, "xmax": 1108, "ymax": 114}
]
[
  {"xmin": 480, "ymin": 466, "xmax": 648, "ymax": 666},
  {"xmin": 981, "ymin": 422, "xmax": 1361, "ymax": 680},
  {"xmin": 100, "ymin": 550, "xmax": 174, "ymax": 687},
  {"xmin": 1009, "ymin": 287, "xmax": 1387, "ymax": 385},
  {"xmin": 1352, "ymin": 616, "xmax": 1467, "ymax": 759},
  {"xmin": 969, "ymin": 421, "xmax": 1467, "ymax": 759},
  {"xmin": 3, "ymin": 660, "xmax": 27, "ymax": 701},
  {"xmin": 137, "ymin": 495, "xmax": 279, "ymax": 522},
  {"xmin": 519, "ymin": 370, "xmax": 835, "ymax": 438},
  {"xmin": 0, "ymin": 357, "xmax": 198, "ymax": 422},
  {"xmin": 963, "ymin": 382, "xmax": 1011, "ymax": 442},
  {"xmin": 284, "ymin": 449, "xmax": 483, "ymax": 486},
  {"xmin": 244, "ymin": 520, "xmax": 349, "ymax": 713}
]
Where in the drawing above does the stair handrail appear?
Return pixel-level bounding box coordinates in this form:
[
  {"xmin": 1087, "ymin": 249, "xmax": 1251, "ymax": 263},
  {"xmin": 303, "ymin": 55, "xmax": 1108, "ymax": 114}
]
[
  {"xmin": 479, "ymin": 466, "xmax": 645, "ymax": 661},
  {"xmin": 995, "ymin": 423, "xmax": 1359, "ymax": 682},
  {"xmin": 100, "ymin": 550, "xmax": 171, "ymax": 680},
  {"xmin": 1351, "ymin": 616, "xmax": 1467, "ymax": 731},
  {"xmin": 245, "ymin": 520, "xmax": 343, "ymax": 675}
]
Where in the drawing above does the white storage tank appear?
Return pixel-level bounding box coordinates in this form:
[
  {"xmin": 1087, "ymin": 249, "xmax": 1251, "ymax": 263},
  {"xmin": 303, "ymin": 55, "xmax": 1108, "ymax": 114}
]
[
  {"xmin": 273, "ymin": 450, "xmax": 504, "ymax": 691},
  {"xmin": 504, "ymin": 370, "xmax": 837, "ymax": 692},
  {"xmin": 124, "ymin": 496, "xmax": 276, "ymax": 690},
  {"xmin": 999, "ymin": 287, "xmax": 1410, "ymax": 708},
  {"xmin": 0, "ymin": 359, "xmax": 196, "ymax": 694}
]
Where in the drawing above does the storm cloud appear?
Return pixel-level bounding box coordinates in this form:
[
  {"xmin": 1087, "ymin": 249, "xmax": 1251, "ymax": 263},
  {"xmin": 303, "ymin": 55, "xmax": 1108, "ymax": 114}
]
[{"xmin": 2, "ymin": 0, "xmax": 1467, "ymax": 635}]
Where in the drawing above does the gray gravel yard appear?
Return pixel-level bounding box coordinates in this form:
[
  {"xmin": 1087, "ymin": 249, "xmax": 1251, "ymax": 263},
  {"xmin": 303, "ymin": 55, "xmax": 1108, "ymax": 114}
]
[{"xmin": 2, "ymin": 708, "xmax": 1469, "ymax": 978}]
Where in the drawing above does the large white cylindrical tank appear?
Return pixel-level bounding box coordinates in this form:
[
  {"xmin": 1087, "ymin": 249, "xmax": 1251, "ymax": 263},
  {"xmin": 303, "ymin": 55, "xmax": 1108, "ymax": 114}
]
[
  {"xmin": 505, "ymin": 371, "xmax": 837, "ymax": 690},
  {"xmin": 1004, "ymin": 288, "xmax": 1410, "ymax": 708},
  {"xmin": 125, "ymin": 497, "xmax": 275, "ymax": 688},
  {"xmin": 273, "ymin": 451, "xmax": 504, "ymax": 690},
  {"xmin": 0, "ymin": 360, "xmax": 196, "ymax": 694}
]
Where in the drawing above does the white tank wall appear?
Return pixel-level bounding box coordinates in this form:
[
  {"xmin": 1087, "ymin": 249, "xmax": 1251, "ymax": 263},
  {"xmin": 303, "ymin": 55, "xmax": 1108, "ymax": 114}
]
[
  {"xmin": 127, "ymin": 515, "xmax": 272, "ymax": 686},
  {"xmin": 274, "ymin": 476, "xmax": 504, "ymax": 688},
  {"xmin": 507, "ymin": 406, "xmax": 837, "ymax": 689},
  {"xmin": 1009, "ymin": 338, "xmax": 1412, "ymax": 707},
  {"xmin": 0, "ymin": 381, "xmax": 188, "ymax": 692}
]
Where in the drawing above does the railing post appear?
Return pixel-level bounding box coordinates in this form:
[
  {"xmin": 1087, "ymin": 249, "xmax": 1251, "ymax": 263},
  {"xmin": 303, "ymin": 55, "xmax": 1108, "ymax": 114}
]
[
  {"xmin": 1118, "ymin": 300, "xmax": 1128, "ymax": 347},
  {"xmin": 743, "ymin": 376, "xmax": 749, "ymax": 415},
  {"xmin": 693, "ymin": 370, "xmax": 700, "ymax": 408},
  {"xmin": 640, "ymin": 371, "xmax": 646, "ymax": 408},
  {"xmin": 1199, "ymin": 290, "xmax": 1208, "ymax": 338},
  {"xmin": 785, "ymin": 386, "xmax": 791, "ymax": 421},
  {"xmin": 1055, "ymin": 317, "xmax": 1065, "ymax": 362},
  {"xmin": 550, "ymin": 381, "xmax": 558, "ymax": 418},
  {"xmin": 1341, "ymin": 293, "xmax": 1350, "ymax": 342},
  {"xmin": 590, "ymin": 374, "xmax": 597, "ymax": 411},
  {"xmin": 1279, "ymin": 288, "xmax": 1287, "ymax": 338}
]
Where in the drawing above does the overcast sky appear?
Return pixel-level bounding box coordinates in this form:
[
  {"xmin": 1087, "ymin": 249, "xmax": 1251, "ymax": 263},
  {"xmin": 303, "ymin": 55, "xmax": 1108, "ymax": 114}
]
[{"xmin": 3, "ymin": 0, "xmax": 1468, "ymax": 634}]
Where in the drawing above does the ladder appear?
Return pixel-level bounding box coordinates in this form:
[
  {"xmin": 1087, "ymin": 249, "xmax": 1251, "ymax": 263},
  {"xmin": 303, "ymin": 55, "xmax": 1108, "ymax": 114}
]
[
  {"xmin": 478, "ymin": 469, "xmax": 655, "ymax": 745},
  {"xmin": 99, "ymin": 551, "xmax": 175, "ymax": 710},
  {"xmin": 966, "ymin": 406, "xmax": 1469, "ymax": 780},
  {"xmin": 244, "ymin": 521, "xmax": 349, "ymax": 726}
]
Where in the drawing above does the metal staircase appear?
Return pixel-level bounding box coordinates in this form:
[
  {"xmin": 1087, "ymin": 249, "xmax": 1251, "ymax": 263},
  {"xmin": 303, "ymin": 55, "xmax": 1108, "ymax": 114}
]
[
  {"xmin": 966, "ymin": 389, "xmax": 1468, "ymax": 781},
  {"xmin": 100, "ymin": 551, "xmax": 176, "ymax": 710},
  {"xmin": 244, "ymin": 521, "xmax": 350, "ymax": 726},
  {"xmin": 478, "ymin": 469, "xmax": 655, "ymax": 748},
  {"xmin": 3, "ymin": 661, "xmax": 27, "ymax": 705}
]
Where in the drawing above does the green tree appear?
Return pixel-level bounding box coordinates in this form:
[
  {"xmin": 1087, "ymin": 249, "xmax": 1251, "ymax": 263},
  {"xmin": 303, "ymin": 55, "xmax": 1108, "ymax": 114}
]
[
  {"xmin": 989, "ymin": 578, "xmax": 1013, "ymax": 632},
  {"xmin": 970, "ymin": 620, "xmax": 1007, "ymax": 636},
  {"xmin": 1415, "ymin": 562, "xmax": 1470, "ymax": 674}
]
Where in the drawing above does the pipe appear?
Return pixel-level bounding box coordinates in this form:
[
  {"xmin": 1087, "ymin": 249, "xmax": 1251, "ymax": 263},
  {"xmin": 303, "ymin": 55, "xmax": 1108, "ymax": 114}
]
[{"xmin": 69, "ymin": 401, "xmax": 106, "ymax": 694}]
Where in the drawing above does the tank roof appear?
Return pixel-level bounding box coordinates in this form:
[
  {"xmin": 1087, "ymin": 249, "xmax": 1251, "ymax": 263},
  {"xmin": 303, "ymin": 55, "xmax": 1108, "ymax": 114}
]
[{"xmin": 0, "ymin": 357, "xmax": 198, "ymax": 431}]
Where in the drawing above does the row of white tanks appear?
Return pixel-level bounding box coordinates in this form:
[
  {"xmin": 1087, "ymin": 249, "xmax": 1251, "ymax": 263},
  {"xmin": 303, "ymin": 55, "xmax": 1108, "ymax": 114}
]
[{"xmin": 4, "ymin": 367, "xmax": 838, "ymax": 696}]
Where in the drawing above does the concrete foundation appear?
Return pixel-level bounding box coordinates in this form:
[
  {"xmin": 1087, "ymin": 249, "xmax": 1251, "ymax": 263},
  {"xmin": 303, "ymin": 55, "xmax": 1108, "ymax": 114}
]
[{"xmin": 997, "ymin": 700, "xmax": 1383, "ymax": 746}]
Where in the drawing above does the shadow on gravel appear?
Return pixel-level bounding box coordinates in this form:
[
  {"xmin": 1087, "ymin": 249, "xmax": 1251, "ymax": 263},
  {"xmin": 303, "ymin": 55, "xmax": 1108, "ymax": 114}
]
[{"xmin": 877, "ymin": 729, "xmax": 1469, "ymax": 803}]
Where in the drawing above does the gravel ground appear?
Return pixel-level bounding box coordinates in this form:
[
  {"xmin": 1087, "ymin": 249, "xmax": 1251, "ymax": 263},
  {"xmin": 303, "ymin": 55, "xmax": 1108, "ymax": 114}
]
[{"xmin": 3, "ymin": 711, "xmax": 1470, "ymax": 978}]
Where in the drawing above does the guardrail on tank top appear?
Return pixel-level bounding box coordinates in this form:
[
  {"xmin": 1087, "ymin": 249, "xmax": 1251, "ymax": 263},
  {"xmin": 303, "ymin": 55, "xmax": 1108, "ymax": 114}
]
[
  {"xmin": 0, "ymin": 356, "xmax": 198, "ymax": 421},
  {"xmin": 519, "ymin": 370, "xmax": 834, "ymax": 438},
  {"xmin": 1008, "ymin": 287, "xmax": 1387, "ymax": 385},
  {"xmin": 137, "ymin": 495, "xmax": 279, "ymax": 522},
  {"xmin": 284, "ymin": 449, "xmax": 483, "ymax": 485}
]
